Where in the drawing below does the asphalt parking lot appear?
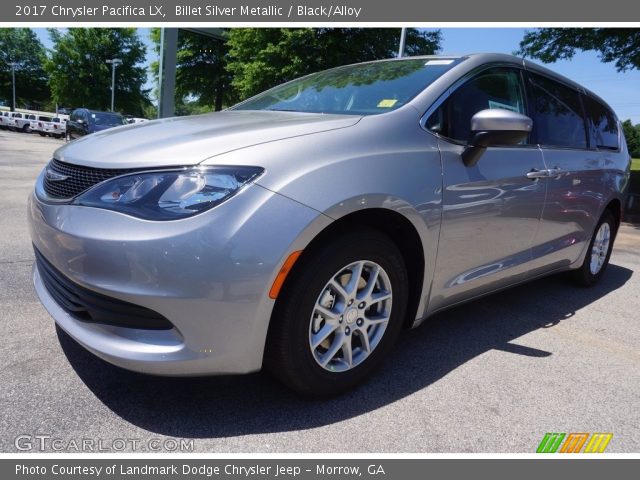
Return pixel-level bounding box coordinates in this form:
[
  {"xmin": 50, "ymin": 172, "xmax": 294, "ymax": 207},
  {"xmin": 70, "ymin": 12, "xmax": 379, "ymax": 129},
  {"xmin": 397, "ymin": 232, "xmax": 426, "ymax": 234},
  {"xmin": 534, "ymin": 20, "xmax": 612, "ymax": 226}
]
[{"xmin": 0, "ymin": 128, "xmax": 638, "ymax": 453}]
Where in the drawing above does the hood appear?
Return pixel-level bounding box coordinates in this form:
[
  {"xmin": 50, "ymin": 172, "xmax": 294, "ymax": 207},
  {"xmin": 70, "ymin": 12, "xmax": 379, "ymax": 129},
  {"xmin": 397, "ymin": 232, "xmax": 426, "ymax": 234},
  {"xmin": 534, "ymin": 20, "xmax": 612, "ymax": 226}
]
[{"xmin": 54, "ymin": 111, "xmax": 362, "ymax": 169}]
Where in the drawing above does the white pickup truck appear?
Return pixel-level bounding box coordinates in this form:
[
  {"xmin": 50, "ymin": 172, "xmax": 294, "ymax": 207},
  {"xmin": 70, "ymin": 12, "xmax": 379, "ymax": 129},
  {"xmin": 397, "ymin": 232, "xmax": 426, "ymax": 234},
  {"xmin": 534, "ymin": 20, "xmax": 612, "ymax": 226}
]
[
  {"xmin": 31, "ymin": 115, "xmax": 51, "ymax": 132},
  {"xmin": 4, "ymin": 112, "xmax": 23, "ymax": 130},
  {"xmin": 9, "ymin": 113, "xmax": 36, "ymax": 133},
  {"xmin": 9, "ymin": 113, "xmax": 37, "ymax": 132},
  {"xmin": 36, "ymin": 116, "xmax": 66, "ymax": 139},
  {"xmin": 0, "ymin": 111, "xmax": 10, "ymax": 129}
]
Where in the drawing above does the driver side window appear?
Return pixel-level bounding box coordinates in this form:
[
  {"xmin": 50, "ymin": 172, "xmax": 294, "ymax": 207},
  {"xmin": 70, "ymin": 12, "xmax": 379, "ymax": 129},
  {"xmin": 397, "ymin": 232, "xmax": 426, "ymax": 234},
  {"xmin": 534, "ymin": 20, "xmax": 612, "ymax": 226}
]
[{"xmin": 426, "ymin": 68, "xmax": 527, "ymax": 144}]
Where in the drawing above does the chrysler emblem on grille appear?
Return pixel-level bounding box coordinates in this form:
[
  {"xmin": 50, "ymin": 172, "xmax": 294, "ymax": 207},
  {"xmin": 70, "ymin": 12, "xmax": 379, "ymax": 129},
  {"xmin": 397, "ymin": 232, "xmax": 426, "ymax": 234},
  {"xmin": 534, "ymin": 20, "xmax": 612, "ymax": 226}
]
[{"xmin": 45, "ymin": 168, "xmax": 69, "ymax": 182}]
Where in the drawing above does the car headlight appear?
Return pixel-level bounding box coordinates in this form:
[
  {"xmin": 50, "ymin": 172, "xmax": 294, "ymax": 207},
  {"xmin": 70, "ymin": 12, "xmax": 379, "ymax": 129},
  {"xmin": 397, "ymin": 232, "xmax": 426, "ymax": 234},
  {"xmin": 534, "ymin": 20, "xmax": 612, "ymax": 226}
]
[{"xmin": 74, "ymin": 166, "xmax": 264, "ymax": 220}]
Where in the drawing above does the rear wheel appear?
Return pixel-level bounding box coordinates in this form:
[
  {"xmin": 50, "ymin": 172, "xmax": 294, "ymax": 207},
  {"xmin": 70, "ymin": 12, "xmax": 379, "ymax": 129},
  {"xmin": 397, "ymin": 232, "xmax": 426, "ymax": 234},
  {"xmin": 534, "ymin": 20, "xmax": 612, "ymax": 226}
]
[
  {"xmin": 572, "ymin": 209, "xmax": 617, "ymax": 286},
  {"xmin": 266, "ymin": 229, "xmax": 408, "ymax": 397}
]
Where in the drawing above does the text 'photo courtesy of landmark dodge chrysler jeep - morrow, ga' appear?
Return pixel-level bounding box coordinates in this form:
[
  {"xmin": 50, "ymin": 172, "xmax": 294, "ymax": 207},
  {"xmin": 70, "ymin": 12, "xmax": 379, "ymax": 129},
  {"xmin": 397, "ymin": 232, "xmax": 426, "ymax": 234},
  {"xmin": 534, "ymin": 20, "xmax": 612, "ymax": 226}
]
[{"xmin": 29, "ymin": 53, "xmax": 630, "ymax": 396}]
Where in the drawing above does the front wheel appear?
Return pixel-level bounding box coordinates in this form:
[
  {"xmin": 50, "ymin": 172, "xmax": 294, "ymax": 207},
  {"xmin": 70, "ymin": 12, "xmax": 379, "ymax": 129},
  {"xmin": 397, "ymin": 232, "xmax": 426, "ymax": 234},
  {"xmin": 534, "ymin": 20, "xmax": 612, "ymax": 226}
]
[
  {"xmin": 266, "ymin": 229, "xmax": 408, "ymax": 397},
  {"xmin": 572, "ymin": 209, "xmax": 617, "ymax": 286}
]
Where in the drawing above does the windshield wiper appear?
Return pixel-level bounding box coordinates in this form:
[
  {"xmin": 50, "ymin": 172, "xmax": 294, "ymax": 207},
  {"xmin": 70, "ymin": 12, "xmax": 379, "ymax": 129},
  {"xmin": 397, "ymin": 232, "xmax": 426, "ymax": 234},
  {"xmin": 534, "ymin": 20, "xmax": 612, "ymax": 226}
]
[{"xmin": 264, "ymin": 108, "xmax": 303, "ymax": 112}]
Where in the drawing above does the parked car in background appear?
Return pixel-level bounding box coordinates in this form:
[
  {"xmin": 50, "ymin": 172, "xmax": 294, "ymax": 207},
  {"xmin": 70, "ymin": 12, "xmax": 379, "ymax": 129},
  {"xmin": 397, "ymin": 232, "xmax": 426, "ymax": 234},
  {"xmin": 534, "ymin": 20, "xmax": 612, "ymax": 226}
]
[
  {"xmin": 13, "ymin": 114, "xmax": 37, "ymax": 133},
  {"xmin": 36, "ymin": 116, "xmax": 66, "ymax": 139},
  {"xmin": 31, "ymin": 115, "xmax": 48, "ymax": 132},
  {"xmin": 66, "ymin": 109, "xmax": 128, "ymax": 141},
  {"xmin": 5, "ymin": 112, "xmax": 23, "ymax": 130},
  {"xmin": 30, "ymin": 53, "xmax": 631, "ymax": 396},
  {"xmin": 0, "ymin": 111, "xmax": 10, "ymax": 129},
  {"xmin": 127, "ymin": 117, "xmax": 149, "ymax": 124}
]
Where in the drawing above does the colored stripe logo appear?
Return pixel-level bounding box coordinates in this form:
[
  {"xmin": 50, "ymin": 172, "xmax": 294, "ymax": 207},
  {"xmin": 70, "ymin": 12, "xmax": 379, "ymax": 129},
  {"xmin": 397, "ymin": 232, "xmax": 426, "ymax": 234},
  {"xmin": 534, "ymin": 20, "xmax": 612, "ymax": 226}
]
[
  {"xmin": 537, "ymin": 433, "xmax": 613, "ymax": 453},
  {"xmin": 584, "ymin": 433, "xmax": 613, "ymax": 453}
]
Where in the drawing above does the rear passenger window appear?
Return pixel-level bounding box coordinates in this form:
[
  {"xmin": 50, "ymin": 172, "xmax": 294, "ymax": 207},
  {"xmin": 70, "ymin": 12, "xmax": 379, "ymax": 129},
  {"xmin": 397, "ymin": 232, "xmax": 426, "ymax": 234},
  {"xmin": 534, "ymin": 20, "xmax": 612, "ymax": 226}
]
[
  {"xmin": 426, "ymin": 68, "xmax": 526, "ymax": 144},
  {"xmin": 528, "ymin": 73, "xmax": 587, "ymax": 149},
  {"xmin": 583, "ymin": 96, "xmax": 619, "ymax": 150}
]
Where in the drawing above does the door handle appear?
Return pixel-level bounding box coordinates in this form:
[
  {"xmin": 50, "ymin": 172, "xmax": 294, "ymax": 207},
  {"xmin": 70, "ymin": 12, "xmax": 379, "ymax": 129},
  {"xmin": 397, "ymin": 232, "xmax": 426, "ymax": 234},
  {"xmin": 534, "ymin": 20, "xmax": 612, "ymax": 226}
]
[
  {"xmin": 545, "ymin": 167, "xmax": 563, "ymax": 178},
  {"xmin": 526, "ymin": 167, "xmax": 563, "ymax": 180},
  {"xmin": 526, "ymin": 169, "xmax": 550, "ymax": 179}
]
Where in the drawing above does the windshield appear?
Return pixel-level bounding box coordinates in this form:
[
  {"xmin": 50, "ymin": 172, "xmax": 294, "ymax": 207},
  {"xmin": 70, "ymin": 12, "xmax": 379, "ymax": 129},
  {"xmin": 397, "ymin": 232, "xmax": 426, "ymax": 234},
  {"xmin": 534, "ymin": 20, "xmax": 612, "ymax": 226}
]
[
  {"xmin": 91, "ymin": 112, "xmax": 126, "ymax": 126},
  {"xmin": 232, "ymin": 58, "xmax": 461, "ymax": 115}
]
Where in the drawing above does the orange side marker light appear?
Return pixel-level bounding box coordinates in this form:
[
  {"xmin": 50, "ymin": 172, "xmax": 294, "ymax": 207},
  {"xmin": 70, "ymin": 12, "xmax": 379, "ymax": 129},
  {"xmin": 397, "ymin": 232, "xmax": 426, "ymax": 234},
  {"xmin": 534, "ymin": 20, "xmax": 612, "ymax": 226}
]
[{"xmin": 269, "ymin": 250, "xmax": 303, "ymax": 299}]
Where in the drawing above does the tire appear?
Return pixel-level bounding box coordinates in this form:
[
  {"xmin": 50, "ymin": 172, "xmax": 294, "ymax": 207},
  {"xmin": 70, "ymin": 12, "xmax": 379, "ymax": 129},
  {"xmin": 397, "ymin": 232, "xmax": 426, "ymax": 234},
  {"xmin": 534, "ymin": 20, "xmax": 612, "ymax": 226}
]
[
  {"xmin": 572, "ymin": 209, "xmax": 617, "ymax": 287},
  {"xmin": 38, "ymin": 132, "xmax": 45, "ymax": 137},
  {"xmin": 266, "ymin": 229, "xmax": 408, "ymax": 397},
  {"xmin": 22, "ymin": 125, "xmax": 31, "ymax": 133}
]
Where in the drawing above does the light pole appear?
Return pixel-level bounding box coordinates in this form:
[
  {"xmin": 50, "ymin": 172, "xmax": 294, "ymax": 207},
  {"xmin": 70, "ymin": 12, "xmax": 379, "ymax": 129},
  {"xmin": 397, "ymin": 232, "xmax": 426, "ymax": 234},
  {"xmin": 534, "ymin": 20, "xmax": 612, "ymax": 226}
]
[
  {"xmin": 105, "ymin": 58, "xmax": 122, "ymax": 111},
  {"xmin": 9, "ymin": 62, "xmax": 17, "ymax": 111},
  {"xmin": 398, "ymin": 28, "xmax": 407, "ymax": 58}
]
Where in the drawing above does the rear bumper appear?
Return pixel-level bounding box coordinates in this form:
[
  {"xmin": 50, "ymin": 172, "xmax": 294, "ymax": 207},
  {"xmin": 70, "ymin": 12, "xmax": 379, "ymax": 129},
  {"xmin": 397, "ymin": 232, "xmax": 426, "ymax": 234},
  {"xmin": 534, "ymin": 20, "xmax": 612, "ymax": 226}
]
[{"xmin": 40, "ymin": 127, "xmax": 63, "ymax": 134}]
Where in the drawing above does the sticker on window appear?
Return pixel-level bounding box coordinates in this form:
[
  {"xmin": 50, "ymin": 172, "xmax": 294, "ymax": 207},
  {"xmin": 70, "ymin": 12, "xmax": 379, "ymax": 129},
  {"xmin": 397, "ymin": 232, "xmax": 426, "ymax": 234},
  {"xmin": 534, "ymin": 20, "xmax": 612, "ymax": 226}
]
[
  {"xmin": 377, "ymin": 99, "xmax": 398, "ymax": 108},
  {"xmin": 488, "ymin": 100, "xmax": 520, "ymax": 113},
  {"xmin": 425, "ymin": 59, "xmax": 455, "ymax": 65}
]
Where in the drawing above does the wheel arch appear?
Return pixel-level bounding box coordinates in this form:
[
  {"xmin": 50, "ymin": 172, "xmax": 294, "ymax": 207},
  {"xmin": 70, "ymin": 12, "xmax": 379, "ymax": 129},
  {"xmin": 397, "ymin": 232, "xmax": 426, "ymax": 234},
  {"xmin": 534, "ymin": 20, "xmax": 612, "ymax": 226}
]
[
  {"xmin": 273, "ymin": 207, "xmax": 428, "ymax": 331},
  {"xmin": 604, "ymin": 197, "xmax": 622, "ymax": 230}
]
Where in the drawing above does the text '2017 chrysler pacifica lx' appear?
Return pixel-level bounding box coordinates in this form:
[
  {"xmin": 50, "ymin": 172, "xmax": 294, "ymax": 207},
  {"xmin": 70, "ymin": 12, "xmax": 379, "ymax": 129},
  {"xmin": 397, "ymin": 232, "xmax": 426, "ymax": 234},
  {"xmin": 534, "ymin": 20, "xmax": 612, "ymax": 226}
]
[{"xmin": 29, "ymin": 53, "xmax": 631, "ymax": 396}]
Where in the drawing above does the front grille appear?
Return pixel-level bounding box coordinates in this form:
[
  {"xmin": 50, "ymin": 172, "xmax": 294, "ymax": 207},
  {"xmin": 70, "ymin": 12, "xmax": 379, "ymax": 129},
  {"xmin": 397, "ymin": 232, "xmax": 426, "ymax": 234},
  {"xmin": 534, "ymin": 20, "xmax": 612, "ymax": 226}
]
[
  {"xmin": 35, "ymin": 247, "xmax": 173, "ymax": 330},
  {"xmin": 43, "ymin": 159, "xmax": 141, "ymax": 200}
]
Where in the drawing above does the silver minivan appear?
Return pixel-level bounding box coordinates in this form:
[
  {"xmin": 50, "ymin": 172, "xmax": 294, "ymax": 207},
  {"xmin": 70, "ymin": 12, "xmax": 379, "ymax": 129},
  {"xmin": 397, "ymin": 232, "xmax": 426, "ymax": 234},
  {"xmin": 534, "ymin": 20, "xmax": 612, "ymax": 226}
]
[{"xmin": 29, "ymin": 53, "xmax": 630, "ymax": 396}]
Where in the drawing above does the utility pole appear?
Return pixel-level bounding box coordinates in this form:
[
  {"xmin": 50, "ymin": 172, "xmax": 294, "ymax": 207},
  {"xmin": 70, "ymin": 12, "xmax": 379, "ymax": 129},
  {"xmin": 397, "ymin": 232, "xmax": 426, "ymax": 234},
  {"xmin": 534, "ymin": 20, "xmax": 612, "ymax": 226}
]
[
  {"xmin": 158, "ymin": 28, "xmax": 164, "ymax": 119},
  {"xmin": 10, "ymin": 62, "xmax": 17, "ymax": 111},
  {"xmin": 398, "ymin": 28, "xmax": 407, "ymax": 58},
  {"xmin": 105, "ymin": 58, "xmax": 122, "ymax": 111}
]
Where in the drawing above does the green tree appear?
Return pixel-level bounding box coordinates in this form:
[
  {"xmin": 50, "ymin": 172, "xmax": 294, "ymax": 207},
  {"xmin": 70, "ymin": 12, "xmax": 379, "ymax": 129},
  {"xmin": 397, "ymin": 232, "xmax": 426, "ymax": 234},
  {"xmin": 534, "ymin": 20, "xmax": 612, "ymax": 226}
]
[
  {"xmin": 150, "ymin": 28, "xmax": 233, "ymax": 112},
  {"xmin": 45, "ymin": 28, "xmax": 150, "ymax": 116},
  {"xmin": 0, "ymin": 28, "xmax": 49, "ymax": 109},
  {"xmin": 227, "ymin": 28, "xmax": 442, "ymax": 99},
  {"xmin": 622, "ymin": 119, "xmax": 640, "ymax": 158},
  {"xmin": 517, "ymin": 28, "xmax": 640, "ymax": 71}
]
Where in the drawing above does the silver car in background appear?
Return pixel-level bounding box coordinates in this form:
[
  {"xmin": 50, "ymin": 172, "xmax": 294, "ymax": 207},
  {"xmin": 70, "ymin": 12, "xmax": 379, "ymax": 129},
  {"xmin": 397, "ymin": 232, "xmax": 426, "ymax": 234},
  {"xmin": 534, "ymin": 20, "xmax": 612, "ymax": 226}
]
[{"xmin": 29, "ymin": 53, "xmax": 630, "ymax": 396}]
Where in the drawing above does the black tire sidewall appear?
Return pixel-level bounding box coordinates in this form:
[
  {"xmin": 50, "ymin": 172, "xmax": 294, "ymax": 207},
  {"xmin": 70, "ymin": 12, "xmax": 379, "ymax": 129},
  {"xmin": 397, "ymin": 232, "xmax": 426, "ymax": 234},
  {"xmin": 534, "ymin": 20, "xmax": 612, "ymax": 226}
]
[
  {"xmin": 268, "ymin": 230, "xmax": 408, "ymax": 396},
  {"xmin": 576, "ymin": 210, "xmax": 616, "ymax": 286}
]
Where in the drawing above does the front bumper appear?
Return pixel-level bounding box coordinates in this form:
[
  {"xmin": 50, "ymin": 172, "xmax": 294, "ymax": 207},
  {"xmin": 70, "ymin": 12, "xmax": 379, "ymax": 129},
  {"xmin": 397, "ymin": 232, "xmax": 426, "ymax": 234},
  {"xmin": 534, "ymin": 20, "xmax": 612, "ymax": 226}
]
[{"xmin": 29, "ymin": 173, "xmax": 330, "ymax": 375}]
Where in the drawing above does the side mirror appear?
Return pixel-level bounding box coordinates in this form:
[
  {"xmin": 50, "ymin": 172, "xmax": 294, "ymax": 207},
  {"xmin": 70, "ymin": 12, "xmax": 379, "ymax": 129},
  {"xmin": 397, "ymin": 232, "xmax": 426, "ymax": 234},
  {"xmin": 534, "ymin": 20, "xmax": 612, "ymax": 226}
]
[{"xmin": 462, "ymin": 109, "xmax": 533, "ymax": 167}]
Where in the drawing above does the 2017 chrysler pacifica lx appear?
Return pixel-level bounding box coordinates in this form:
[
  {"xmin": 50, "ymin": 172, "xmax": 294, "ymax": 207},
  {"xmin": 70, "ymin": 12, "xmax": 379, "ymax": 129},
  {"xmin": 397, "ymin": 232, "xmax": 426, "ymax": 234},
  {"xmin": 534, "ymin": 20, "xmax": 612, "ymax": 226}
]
[{"xmin": 29, "ymin": 53, "xmax": 631, "ymax": 396}]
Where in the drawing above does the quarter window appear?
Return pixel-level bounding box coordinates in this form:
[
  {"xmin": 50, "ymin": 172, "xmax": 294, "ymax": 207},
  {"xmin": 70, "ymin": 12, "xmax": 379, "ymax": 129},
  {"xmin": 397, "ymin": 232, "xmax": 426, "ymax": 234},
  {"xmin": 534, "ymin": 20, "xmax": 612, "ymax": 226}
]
[
  {"xmin": 426, "ymin": 68, "xmax": 526, "ymax": 144},
  {"xmin": 583, "ymin": 95, "xmax": 619, "ymax": 150},
  {"xmin": 528, "ymin": 73, "xmax": 587, "ymax": 149}
]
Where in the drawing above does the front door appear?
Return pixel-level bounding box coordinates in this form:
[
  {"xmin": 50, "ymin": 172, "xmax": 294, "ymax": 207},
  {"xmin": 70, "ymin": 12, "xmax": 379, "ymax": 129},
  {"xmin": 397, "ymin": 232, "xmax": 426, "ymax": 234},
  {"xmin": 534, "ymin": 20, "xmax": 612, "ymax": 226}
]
[{"xmin": 424, "ymin": 67, "xmax": 547, "ymax": 312}]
